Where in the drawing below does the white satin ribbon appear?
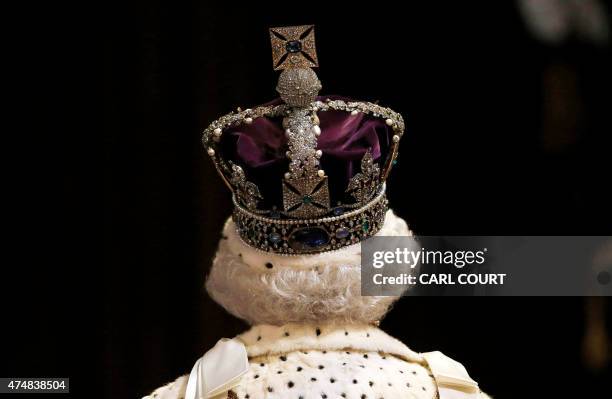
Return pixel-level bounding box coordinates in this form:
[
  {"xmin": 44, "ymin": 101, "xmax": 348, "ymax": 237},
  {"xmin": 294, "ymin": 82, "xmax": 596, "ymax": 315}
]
[
  {"xmin": 185, "ymin": 338, "xmax": 249, "ymax": 399},
  {"xmin": 421, "ymin": 351, "xmax": 480, "ymax": 399}
]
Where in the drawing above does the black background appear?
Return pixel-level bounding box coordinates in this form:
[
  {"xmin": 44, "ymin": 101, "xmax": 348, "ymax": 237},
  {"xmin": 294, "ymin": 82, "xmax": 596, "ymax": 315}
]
[{"xmin": 3, "ymin": 1, "xmax": 612, "ymax": 398}]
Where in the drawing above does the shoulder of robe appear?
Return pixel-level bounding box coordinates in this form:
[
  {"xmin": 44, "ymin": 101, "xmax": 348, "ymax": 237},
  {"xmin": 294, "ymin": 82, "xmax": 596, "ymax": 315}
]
[{"xmin": 142, "ymin": 375, "xmax": 188, "ymax": 399}]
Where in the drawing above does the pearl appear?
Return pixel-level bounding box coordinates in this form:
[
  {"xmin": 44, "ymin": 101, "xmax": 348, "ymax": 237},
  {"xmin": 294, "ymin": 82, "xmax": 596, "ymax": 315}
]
[
  {"xmin": 285, "ymin": 129, "xmax": 292, "ymax": 138},
  {"xmin": 317, "ymin": 169, "xmax": 325, "ymax": 177},
  {"xmin": 312, "ymin": 106, "xmax": 318, "ymax": 111},
  {"xmin": 245, "ymin": 117, "xmax": 253, "ymax": 124},
  {"xmin": 213, "ymin": 128, "xmax": 222, "ymax": 136},
  {"xmin": 315, "ymin": 150, "xmax": 322, "ymax": 158},
  {"xmin": 392, "ymin": 134, "xmax": 400, "ymax": 143},
  {"xmin": 207, "ymin": 148, "xmax": 215, "ymax": 156},
  {"xmin": 285, "ymin": 172, "xmax": 291, "ymax": 180},
  {"xmin": 313, "ymin": 125, "xmax": 321, "ymax": 136},
  {"xmin": 351, "ymin": 110, "xmax": 359, "ymax": 116},
  {"xmin": 385, "ymin": 118, "xmax": 394, "ymax": 126},
  {"xmin": 286, "ymin": 151, "xmax": 291, "ymax": 157}
]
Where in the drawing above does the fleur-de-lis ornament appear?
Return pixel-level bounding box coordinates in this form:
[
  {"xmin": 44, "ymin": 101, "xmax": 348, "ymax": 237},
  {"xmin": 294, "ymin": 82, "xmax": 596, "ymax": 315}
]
[
  {"xmin": 346, "ymin": 149, "xmax": 380, "ymax": 204},
  {"xmin": 229, "ymin": 162, "xmax": 263, "ymax": 210}
]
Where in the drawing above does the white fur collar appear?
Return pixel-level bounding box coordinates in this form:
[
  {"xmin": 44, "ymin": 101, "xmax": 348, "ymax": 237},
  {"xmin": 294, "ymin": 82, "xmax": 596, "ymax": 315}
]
[{"xmin": 237, "ymin": 323, "xmax": 424, "ymax": 364}]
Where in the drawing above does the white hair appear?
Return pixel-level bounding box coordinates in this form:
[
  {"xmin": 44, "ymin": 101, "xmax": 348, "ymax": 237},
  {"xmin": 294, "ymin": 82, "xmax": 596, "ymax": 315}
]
[{"xmin": 205, "ymin": 210, "xmax": 414, "ymax": 326}]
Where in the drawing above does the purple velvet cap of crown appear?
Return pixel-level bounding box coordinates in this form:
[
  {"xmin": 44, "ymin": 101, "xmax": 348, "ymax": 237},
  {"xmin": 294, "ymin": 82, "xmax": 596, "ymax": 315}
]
[{"xmin": 219, "ymin": 96, "xmax": 393, "ymax": 210}]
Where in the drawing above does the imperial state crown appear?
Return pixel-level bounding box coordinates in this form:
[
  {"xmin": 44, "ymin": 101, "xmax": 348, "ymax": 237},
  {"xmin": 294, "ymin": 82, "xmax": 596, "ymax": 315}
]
[{"xmin": 202, "ymin": 25, "xmax": 404, "ymax": 254}]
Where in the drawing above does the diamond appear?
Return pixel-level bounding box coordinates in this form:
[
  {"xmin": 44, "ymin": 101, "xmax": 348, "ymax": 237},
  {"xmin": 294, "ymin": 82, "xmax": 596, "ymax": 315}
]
[{"xmin": 268, "ymin": 232, "xmax": 282, "ymax": 244}]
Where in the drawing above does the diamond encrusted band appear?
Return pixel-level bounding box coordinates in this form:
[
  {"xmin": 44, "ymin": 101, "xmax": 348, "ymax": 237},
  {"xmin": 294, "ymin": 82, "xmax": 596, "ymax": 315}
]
[{"xmin": 232, "ymin": 185, "xmax": 388, "ymax": 255}]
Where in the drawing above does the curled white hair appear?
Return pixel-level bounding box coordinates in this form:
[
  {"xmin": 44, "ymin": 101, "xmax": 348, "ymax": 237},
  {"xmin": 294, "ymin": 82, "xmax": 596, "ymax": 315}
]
[{"xmin": 206, "ymin": 210, "xmax": 414, "ymax": 326}]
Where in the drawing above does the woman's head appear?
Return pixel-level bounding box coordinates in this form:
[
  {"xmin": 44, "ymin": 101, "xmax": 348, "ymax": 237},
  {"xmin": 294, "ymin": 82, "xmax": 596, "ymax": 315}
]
[{"xmin": 206, "ymin": 210, "xmax": 414, "ymax": 326}]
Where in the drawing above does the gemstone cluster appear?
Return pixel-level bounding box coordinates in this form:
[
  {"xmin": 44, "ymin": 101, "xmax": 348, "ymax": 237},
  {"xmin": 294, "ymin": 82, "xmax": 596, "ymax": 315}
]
[{"xmin": 233, "ymin": 187, "xmax": 388, "ymax": 254}]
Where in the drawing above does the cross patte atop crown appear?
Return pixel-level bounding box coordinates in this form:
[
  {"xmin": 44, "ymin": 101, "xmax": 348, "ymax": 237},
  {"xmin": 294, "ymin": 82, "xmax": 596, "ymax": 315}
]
[{"xmin": 270, "ymin": 25, "xmax": 319, "ymax": 70}]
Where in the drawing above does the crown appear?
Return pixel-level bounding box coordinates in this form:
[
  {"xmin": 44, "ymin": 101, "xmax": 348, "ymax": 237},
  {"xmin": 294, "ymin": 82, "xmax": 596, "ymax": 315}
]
[{"xmin": 202, "ymin": 25, "xmax": 404, "ymax": 255}]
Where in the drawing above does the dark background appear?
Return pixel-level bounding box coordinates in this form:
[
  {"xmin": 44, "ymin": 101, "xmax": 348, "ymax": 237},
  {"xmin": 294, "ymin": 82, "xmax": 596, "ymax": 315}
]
[{"xmin": 3, "ymin": 1, "xmax": 612, "ymax": 399}]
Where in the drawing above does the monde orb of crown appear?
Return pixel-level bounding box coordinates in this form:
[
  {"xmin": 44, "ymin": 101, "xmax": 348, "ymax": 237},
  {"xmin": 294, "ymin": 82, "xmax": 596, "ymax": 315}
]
[{"xmin": 276, "ymin": 68, "xmax": 322, "ymax": 107}]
